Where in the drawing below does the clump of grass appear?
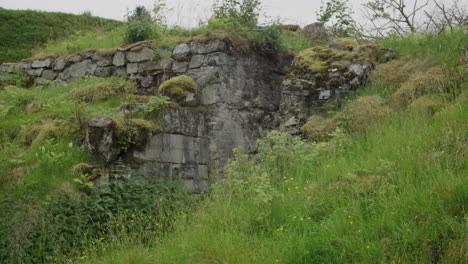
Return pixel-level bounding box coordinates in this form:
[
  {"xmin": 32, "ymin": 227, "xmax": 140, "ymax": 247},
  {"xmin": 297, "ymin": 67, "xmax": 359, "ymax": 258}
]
[
  {"xmin": 337, "ymin": 96, "xmax": 391, "ymax": 134},
  {"xmin": 68, "ymin": 78, "xmax": 137, "ymax": 102},
  {"xmin": 158, "ymin": 75, "xmax": 198, "ymax": 101},
  {"xmin": 301, "ymin": 115, "xmax": 338, "ymax": 142},
  {"xmin": 32, "ymin": 28, "xmax": 126, "ymax": 59},
  {"xmin": 408, "ymin": 94, "xmax": 446, "ymax": 115},
  {"xmin": 370, "ymin": 58, "xmax": 425, "ymax": 88},
  {"xmin": 392, "ymin": 66, "xmax": 448, "ymax": 107},
  {"xmin": 24, "ymin": 119, "xmax": 78, "ymax": 146}
]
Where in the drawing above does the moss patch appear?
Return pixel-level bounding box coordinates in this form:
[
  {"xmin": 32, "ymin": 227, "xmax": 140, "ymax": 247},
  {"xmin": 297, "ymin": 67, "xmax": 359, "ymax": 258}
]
[
  {"xmin": 392, "ymin": 67, "xmax": 448, "ymax": 107},
  {"xmin": 330, "ymin": 38, "xmax": 358, "ymax": 51},
  {"xmin": 114, "ymin": 118, "xmax": 160, "ymax": 149},
  {"xmin": 158, "ymin": 75, "xmax": 198, "ymax": 101},
  {"xmin": 288, "ymin": 45, "xmax": 372, "ymax": 85}
]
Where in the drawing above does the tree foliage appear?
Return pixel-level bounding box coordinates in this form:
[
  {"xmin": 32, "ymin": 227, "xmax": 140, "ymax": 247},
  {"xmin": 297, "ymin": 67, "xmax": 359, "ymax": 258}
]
[
  {"xmin": 316, "ymin": 0, "xmax": 359, "ymax": 37},
  {"xmin": 212, "ymin": 0, "xmax": 262, "ymax": 27}
]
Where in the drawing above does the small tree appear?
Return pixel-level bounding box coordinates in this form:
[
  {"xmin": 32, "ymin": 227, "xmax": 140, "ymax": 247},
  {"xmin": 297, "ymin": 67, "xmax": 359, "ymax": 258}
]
[
  {"xmin": 316, "ymin": 0, "xmax": 359, "ymax": 37},
  {"xmin": 212, "ymin": 0, "xmax": 262, "ymax": 27},
  {"xmin": 125, "ymin": 6, "xmax": 154, "ymax": 43}
]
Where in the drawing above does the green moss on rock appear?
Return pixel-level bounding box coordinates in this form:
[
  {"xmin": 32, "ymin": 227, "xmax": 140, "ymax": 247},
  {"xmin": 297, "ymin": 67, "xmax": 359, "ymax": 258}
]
[{"xmin": 158, "ymin": 75, "xmax": 198, "ymax": 101}]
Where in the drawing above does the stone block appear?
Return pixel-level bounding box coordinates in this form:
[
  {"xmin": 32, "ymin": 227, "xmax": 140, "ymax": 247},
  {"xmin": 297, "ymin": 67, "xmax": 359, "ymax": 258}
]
[
  {"xmin": 84, "ymin": 117, "xmax": 120, "ymax": 163},
  {"xmin": 134, "ymin": 134, "xmax": 209, "ymax": 164},
  {"xmin": 127, "ymin": 47, "xmax": 154, "ymax": 62},
  {"xmin": 42, "ymin": 70, "xmax": 58, "ymax": 80},
  {"xmin": 113, "ymin": 52, "xmax": 126, "ymax": 66},
  {"xmin": 159, "ymin": 108, "xmax": 206, "ymax": 136},
  {"xmin": 173, "ymin": 43, "xmax": 190, "ymax": 60},
  {"xmin": 69, "ymin": 60, "xmax": 97, "ymax": 78},
  {"xmin": 127, "ymin": 63, "xmax": 139, "ymax": 74},
  {"xmin": 189, "ymin": 55, "xmax": 205, "ymax": 69},
  {"xmin": 190, "ymin": 40, "xmax": 227, "ymax": 54},
  {"xmin": 95, "ymin": 66, "xmax": 113, "ymax": 77},
  {"xmin": 92, "ymin": 54, "xmax": 113, "ymax": 66},
  {"xmin": 31, "ymin": 59, "xmax": 51, "ymax": 68},
  {"xmin": 54, "ymin": 59, "xmax": 67, "ymax": 71},
  {"xmin": 173, "ymin": 61, "xmax": 188, "ymax": 73}
]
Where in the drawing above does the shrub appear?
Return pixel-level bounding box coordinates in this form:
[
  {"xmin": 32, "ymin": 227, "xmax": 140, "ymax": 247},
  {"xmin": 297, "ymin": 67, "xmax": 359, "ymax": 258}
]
[
  {"xmin": 392, "ymin": 66, "xmax": 448, "ymax": 107},
  {"xmin": 337, "ymin": 96, "xmax": 390, "ymax": 134},
  {"xmin": 301, "ymin": 115, "xmax": 338, "ymax": 142},
  {"xmin": 125, "ymin": 6, "xmax": 155, "ymax": 43},
  {"xmin": 212, "ymin": 0, "xmax": 262, "ymax": 27},
  {"xmin": 158, "ymin": 75, "xmax": 198, "ymax": 100}
]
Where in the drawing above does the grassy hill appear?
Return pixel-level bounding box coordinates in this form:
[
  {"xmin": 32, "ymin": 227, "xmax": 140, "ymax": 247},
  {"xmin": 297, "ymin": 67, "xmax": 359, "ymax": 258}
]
[{"xmin": 0, "ymin": 9, "xmax": 123, "ymax": 63}]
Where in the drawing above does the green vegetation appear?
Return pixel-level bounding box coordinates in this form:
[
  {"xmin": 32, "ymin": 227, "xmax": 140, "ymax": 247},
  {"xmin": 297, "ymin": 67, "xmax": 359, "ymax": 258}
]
[
  {"xmin": 75, "ymin": 30, "xmax": 464, "ymax": 264},
  {"xmin": 0, "ymin": 3, "xmax": 466, "ymax": 263},
  {"xmin": 0, "ymin": 9, "xmax": 123, "ymax": 63}
]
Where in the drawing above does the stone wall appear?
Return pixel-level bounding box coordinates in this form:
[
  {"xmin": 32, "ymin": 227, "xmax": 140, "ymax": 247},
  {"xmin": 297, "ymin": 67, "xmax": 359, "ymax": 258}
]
[
  {"xmin": 0, "ymin": 39, "xmax": 290, "ymax": 191},
  {"xmin": 0, "ymin": 39, "xmax": 388, "ymax": 192}
]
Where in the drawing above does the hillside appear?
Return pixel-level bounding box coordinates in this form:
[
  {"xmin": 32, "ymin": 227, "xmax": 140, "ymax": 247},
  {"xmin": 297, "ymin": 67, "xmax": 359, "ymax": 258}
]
[{"xmin": 0, "ymin": 9, "xmax": 123, "ymax": 63}]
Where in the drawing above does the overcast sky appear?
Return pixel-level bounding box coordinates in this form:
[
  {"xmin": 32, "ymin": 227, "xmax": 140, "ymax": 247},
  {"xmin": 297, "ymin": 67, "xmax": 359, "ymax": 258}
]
[
  {"xmin": 0, "ymin": 0, "xmax": 372, "ymax": 27},
  {"xmin": 0, "ymin": 0, "xmax": 460, "ymax": 28}
]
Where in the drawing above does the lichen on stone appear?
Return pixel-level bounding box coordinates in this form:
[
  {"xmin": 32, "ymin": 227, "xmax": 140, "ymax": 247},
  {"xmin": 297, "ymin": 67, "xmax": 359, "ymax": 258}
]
[{"xmin": 158, "ymin": 75, "xmax": 198, "ymax": 100}]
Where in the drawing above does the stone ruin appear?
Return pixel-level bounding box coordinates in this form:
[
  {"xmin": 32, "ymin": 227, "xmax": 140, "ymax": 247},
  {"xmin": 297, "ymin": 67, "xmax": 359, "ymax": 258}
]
[{"xmin": 0, "ymin": 38, "xmax": 393, "ymax": 192}]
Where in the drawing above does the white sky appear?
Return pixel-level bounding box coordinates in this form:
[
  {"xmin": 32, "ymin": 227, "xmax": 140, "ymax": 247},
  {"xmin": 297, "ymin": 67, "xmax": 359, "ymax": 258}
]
[
  {"xmin": 0, "ymin": 0, "xmax": 460, "ymax": 28},
  {"xmin": 0, "ymin": 0, "xmax": 371, "ymax": 27}
]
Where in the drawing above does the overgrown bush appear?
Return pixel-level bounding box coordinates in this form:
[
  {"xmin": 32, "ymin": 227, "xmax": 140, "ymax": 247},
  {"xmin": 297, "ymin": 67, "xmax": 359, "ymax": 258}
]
[{"xmin": 0, "ymin": 175, "xmax": 191, "ymax": 263}]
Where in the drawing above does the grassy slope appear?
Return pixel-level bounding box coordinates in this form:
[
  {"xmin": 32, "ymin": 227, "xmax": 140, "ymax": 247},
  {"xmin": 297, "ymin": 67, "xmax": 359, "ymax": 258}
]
[
  {"xmin": 81, "ymin": 31, "xmax": 467, "ymax": 264},
  {"xmin": 0, "ymin": 9, "xmax": 123, "ymax": 63}
]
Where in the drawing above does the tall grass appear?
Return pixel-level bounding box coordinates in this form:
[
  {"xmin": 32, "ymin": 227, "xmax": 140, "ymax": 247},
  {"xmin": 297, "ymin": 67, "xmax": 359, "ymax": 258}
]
[
  {"xmin": 82, "ymin": 31, "xmax": 467, "ymax": 264},
  {"xmin": 32, "ymin": 28, "xmax": 126, "ymax": 59}
]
